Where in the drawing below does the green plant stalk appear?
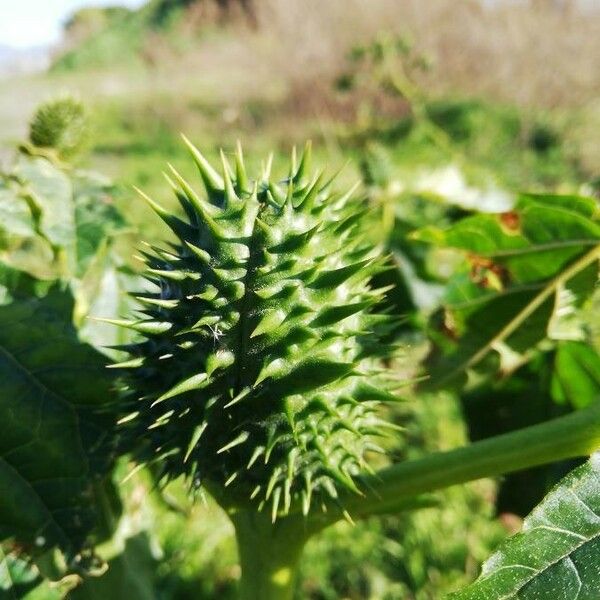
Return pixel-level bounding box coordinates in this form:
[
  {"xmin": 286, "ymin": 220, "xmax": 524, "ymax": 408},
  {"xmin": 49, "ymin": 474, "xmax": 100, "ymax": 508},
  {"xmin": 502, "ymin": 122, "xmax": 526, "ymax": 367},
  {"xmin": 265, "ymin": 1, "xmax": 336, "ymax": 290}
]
[
  {"xmin": 229, "ymin": 510, "xmax": 308, "ymax": 600},
  {"xmin": 226, "ymin": 402, "xmax": 599, "ymax": 599},
  {"xmin": 340, "ymin": 400, "xmax": 600, "ymax": 520}
]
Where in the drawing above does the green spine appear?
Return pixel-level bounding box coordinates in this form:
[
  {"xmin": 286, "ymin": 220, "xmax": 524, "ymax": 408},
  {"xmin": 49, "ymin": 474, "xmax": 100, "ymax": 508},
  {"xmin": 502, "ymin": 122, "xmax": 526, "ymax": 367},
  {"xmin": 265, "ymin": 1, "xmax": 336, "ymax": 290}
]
[{"xmin": 114, "ymin": 139, "xmax": 397, "ymax": 519}]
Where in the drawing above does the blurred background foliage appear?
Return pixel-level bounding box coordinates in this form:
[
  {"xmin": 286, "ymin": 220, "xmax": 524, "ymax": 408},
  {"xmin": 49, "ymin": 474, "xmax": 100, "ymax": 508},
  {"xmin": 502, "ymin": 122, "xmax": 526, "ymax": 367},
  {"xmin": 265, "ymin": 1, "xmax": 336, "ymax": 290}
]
[{"xmin": 1, "ymin": 1, "xmax": 599, "ymax": 598}]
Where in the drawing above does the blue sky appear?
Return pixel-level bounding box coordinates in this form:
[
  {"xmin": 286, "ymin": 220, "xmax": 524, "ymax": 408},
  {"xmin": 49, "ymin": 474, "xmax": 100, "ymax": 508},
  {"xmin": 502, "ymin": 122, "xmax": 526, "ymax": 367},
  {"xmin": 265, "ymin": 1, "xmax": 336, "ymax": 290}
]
[{"xmin": 0, "ymin": 0, "xmax": 147, "ymax": 49}]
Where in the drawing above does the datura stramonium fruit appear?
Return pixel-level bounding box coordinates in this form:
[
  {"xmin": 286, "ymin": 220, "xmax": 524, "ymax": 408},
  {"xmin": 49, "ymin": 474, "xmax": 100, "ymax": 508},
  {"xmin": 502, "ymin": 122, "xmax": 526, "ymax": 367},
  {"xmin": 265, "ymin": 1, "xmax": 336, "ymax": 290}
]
[
  {"xmin": 28, "ymin": 95, "xmax": 88, "ymax": 159},
  {"xmin": 113, "ymin": 138, "xmax": 398, "ymax": 521}
]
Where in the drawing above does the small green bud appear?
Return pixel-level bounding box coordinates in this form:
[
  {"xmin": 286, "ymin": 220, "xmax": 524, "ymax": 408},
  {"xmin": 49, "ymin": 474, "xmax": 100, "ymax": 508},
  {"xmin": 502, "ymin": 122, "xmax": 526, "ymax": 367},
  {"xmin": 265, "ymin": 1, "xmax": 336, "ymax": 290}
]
[{"xmin": 28, "ymin": 95, "xmax": 89, "ymax": 159}]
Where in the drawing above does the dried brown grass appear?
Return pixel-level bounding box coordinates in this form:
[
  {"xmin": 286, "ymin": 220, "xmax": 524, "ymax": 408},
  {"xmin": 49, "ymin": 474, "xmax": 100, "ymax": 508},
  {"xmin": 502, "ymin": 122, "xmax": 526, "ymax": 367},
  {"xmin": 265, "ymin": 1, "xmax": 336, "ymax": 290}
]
[{"xmin": 247, "ymin": 0, "xmax": 600, "ymax": 109}]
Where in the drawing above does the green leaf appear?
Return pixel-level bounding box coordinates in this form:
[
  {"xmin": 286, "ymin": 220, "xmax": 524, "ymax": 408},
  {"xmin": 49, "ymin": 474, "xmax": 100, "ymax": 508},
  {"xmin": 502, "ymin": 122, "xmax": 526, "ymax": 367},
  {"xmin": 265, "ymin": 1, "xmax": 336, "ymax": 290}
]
[
  {"xmin": 1, "ymin": 155, "xmax": 133, "ymax": 345},
  {"xmin": 0, "ymin": 287, "xmax": 116, "ymax": 557},
  {"xmin": 72, "ymin": 171, "xmax": 128, "ymax": 277},
  {"xmin": 3, "ymin": 156, "xmax": 129, "ymax": 285},
  {"xmin": 418, "ymin": 193, "xmax": 600, "ymax": 387},
  {"xmin": 0, "ymin": 173, "xmax": 56, "ymax": 281},
  {"xmin": 547, "ymin": 262, "xmax": 599, "ymax": 341},
  {"xmin": 414, "ymin": 193, "xmax": 600, "ymax": 283},
  {"xmin": 75, "ymin": 242, "xmax": 140, "ymax": 350},
  {"xmin": 0, "ymin": 185, "xmax": 35, "ymax": 247},
  {"xmin": 551, "ymin": 342, "xmax": 600, "ymax": 409},
  {"xmin": 14, "ymin": 156, "xmax": 75, "ymax": 253},
  {"xmin": 450, "ymin": 453, "xmax": 600, "ymax": 599},
  {"xmin": 0, "ymin": 157, "xmax": 71, "ymax": 280}
]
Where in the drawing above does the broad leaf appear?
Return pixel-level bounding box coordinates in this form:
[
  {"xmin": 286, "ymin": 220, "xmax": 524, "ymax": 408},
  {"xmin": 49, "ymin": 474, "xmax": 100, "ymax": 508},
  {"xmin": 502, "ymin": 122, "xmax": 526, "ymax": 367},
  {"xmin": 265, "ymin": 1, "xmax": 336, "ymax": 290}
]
[
  {"xmin": 0, "ymin": 175, "xmax": 56, "ymax": 281},
  {"xmin": 14, "ymin": 156, "xmax": 74, "ymax": 248},
  {"xmin": 14, "ymin": 156, "xmax": 75, "ymax": 272},
  {"xmin": 0, "ymin": 287, "xmax": 116, "ymax": 559},
  {"xmin": 0, "ymin": 185, "xmax": 35, "ymax": 246},
  {"xmin": 1, "ymin": 153, "xmax": 133, "ymax": 351},
  {"xmin": 71, "ymin": 170, "xmax": 128, "ymax": 277},
  {"xmin": 450, "ymin": 453, "xmax": 600, "ymax": 599},
  {"xmin": 75, "ymin": 240, "xmax": 141, "ymax": 350},
  {"xmin": 551, "ymin": 342, "xmax": 600, "ymax": 409},
  {"xmin": 3, "ymin": 156, "xmax": 129, "ymax": 284},
  {"xmin": 415, "ymin": 193, "xmax": 600, "ymax": 282},
  {"xmin": 414, "ymin": 193, "xmax": 600, "ymax": 387}
]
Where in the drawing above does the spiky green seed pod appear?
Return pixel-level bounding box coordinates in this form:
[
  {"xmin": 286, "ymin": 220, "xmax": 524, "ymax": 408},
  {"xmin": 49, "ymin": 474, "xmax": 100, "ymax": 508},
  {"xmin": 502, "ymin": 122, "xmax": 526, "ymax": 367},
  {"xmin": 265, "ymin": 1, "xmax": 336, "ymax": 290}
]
[
  {"xmin": 114, "ymin": 139, "xmax": 398, "ymax": 520},
  {"xmin": 28, "ymin": 95, "xmax": 89, "ymax": 159}
]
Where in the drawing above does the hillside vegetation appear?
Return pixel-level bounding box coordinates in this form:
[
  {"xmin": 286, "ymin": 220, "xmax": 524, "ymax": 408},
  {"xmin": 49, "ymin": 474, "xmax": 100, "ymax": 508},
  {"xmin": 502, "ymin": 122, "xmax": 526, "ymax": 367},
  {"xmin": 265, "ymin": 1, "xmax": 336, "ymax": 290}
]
[
  {"xmin": 53, "ymin": 0, "xmax": 256, "ymax": 71},
  {"xmin": 42, "ymin": 0, "xmax": 600, "ymax": 201}
]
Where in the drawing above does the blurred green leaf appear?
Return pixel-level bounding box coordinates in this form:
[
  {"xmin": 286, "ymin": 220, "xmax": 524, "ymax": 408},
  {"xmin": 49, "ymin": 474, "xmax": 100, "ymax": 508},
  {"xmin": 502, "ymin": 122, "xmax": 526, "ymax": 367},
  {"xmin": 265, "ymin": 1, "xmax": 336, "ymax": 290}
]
[
  {"xmin": 0, "ymin": 287, "xmax": 116, "ymax": 560},
  {"xmin": 414, "ymin": 193, "xmax": 599, "ymax": 283},
  {"xmin": 75, "ymin": 240, "xmax": 140, "ymax": 350},
  {"xmin": 14, "ymin": 157, "xmax": 75, "ymax": 256},
  {"xmin": 450, "ymin": 453, "xmax": 600, "ymax": 599},
  {"xmin": 72, "ymin": 171, "xmax": 128, "ymax": 277},
  {"xmin": 1, "ymin": 154, "xmax": 133, "ymax": 349},
  {"xmin": 4, "ymin": 156, "xmax": 129, "ymax": 285},
  {"xmin": 417, "ymin": 193, "xmax": 600, "ymax": 387},
  {"xmin": 0, "ymin": 185, "xmax": 35, "ymax": 247},
  {"xmin": 551, "ymin": 342, "xmax": 600, "ymax": 409},
  {"xmin": 0, "ymin": 172, "xmax": 57, "ymax": 282}
]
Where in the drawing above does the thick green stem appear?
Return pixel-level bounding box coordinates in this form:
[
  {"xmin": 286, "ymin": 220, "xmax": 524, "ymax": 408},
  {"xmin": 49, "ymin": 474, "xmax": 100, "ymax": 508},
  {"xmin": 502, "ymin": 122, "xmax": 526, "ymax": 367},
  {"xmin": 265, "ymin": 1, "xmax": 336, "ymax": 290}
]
[
  {"xmin": 222, "ymin": 402, "xmax": 600, "ymax": 597},
  {"xmin": 334, "ymin": 401, "xmax": 600, "ymax": 522},
  {"xmin": 230, "ymin": 509, "xmax": 308, "ymax": 600}
]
